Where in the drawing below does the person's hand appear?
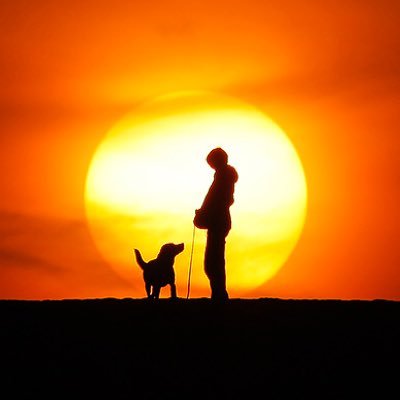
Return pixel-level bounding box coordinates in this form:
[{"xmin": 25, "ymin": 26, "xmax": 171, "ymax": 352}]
[
  {"xmin": 193, "ymin": 208, "xmax": 209, "ymax": 229},
  {"xmin": 193, "ymin": 209, "xmax": 199, "ymax": 223}
]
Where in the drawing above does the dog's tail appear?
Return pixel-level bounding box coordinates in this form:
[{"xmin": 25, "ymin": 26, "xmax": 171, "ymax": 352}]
[{"xmin": 134, "ymin": 249, "xmax": 147, "ymax": 270}]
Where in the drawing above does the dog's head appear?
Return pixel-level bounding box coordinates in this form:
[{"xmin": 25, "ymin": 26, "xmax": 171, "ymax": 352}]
[{"xmin": 158, "ymin": 243, "xmax": 185, "ymax": 259}]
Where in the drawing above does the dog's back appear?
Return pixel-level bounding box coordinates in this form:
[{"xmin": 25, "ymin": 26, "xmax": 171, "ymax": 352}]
[{"xmin": 134, "ymin": 248, "xmax": 175, "ymax": 286}]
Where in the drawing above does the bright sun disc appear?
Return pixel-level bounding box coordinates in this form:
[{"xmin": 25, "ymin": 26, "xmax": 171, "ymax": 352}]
[{"xmin": 85, "ymin": 91, "xmax": 307, "ymax": 297}]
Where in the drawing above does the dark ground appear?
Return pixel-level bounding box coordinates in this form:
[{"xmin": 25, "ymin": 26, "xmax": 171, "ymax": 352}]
[{"xmin": 1, "ymin": 298, "xmax": 399, "ymax": 399}]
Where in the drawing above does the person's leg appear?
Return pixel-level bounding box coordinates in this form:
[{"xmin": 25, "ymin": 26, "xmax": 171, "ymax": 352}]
[{"xmin": 205, "ymin": 230, "xmax": 229, "ymax": 300}]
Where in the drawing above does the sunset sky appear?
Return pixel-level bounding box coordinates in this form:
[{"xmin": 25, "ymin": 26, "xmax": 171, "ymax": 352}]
[{"xmin": 1, "ymin": 0, "xmax": 399, "ymax": 300}]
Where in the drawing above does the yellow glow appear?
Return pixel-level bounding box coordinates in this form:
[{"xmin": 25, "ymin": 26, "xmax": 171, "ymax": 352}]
[{"xmin": 85, "ymin": 92, "xmax": 307, "ymax": 297}]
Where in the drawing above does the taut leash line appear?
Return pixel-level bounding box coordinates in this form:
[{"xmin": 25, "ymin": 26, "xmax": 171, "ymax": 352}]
[{"xmin": 186, "ymin": 224, "xmax": 196, "ymax": 299}]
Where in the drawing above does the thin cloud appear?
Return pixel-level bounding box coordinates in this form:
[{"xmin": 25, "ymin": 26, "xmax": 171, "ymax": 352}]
[{"xmin": 0, "ymin": 210, "xmax": 133, "ymax": 297}]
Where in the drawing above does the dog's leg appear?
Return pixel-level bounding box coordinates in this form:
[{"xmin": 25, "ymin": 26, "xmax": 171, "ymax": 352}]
[
  {"xmin": 153, "ymin": 286, "xmax": 161, "ymax": 299},
  {"xmin": 145, "ymin": 282, "xmax": 152, "ymax": 298},
  {"xmin": 170, "ymin": 283, "xmax": 177, "ymax": 299}
]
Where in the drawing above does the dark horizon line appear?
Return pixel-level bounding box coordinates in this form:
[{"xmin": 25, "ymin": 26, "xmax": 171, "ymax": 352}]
[{"xmin": 0, "ymin": 296, "xmax": 398, "ymax": 303}]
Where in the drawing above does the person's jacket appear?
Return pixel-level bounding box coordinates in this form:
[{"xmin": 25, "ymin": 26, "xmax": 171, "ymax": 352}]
[{"xmin": 200, "ymin": 164, "xmax": 238, "ymax": 232}]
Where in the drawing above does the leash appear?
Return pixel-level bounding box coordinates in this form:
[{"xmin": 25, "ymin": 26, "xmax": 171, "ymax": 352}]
[{"xmin": 186, "ymin": 224, "xmax": 196, "ymax": 299}]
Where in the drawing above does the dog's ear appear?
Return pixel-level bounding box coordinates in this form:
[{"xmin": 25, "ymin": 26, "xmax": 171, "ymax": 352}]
[{"xmin": 159, "ymin": 243, "xmax": 178, "ymax": 258}]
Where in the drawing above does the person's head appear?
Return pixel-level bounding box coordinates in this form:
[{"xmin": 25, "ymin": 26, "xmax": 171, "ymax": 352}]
[{"xmin": 206, "ymin": 147, "xmax": 228, "ymax": 170}]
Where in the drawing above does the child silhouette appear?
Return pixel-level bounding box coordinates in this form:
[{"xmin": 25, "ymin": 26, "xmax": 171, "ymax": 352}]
[{"xmin": 194, "ymin": 148, "xmax": 238, "ymax": 301}]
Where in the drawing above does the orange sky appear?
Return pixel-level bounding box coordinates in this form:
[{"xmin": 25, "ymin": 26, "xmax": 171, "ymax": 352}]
[{"xmin": 0, "ymin": 0, "xmax": 399, "ymax": 300}]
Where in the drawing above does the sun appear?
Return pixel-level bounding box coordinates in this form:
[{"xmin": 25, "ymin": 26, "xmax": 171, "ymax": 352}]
[{"xmin": 85, "ymin": 91, "xmax": 307, "ymax": 297}]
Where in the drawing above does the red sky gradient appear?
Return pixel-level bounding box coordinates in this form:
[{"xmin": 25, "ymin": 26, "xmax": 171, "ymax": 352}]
[{"xmin": 0, "ymin": 0, "xmax": 399, "ymax": 300}]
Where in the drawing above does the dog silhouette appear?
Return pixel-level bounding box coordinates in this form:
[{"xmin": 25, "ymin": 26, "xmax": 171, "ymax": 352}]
[{"xmin": 134, "ymin": 243, "xmax": 184, "ymax": 299}]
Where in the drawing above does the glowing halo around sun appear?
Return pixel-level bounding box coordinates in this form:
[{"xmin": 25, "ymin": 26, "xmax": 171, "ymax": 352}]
[{"xmin": 85, "ymin": 91, "xmax": 307, "ymax": 297}]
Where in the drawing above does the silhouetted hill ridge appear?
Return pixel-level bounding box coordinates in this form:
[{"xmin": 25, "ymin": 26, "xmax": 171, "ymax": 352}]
[{"xmin": 1, "ymin": 298, "xmax": 398, "ymax": 399}]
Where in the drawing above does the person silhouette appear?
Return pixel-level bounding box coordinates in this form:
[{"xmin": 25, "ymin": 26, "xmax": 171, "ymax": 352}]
[{"xmin": 194, "ymin": 148, "xmax": 238, "ymax": 301}]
